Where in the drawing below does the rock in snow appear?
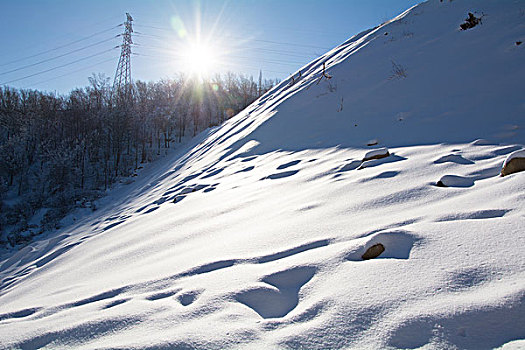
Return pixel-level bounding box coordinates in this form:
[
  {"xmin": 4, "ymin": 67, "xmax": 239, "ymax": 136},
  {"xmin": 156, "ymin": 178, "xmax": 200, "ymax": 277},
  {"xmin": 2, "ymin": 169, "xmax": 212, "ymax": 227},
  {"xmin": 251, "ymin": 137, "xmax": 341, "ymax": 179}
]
[
  {"xmin": 501, "ymin": 149, "xmax": 525, "ymax": 176},
  {"xmin": 361, "ymin": 243, "xmax": 385, "ymax": 260},
  {"xmin": 367, "ymin": 139, "xmax": 379, "ymax": 146},
  {"xmin": 362, "ymin": 147, "xmax": 390, "ymax": 162}
]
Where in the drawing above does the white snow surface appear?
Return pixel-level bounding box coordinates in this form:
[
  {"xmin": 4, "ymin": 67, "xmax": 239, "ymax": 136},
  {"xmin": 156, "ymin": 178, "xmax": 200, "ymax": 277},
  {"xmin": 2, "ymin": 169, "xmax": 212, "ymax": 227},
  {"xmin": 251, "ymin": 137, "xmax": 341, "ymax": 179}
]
[
  {"xmin": 1, "ymin": 1, "xmax": 525, "ymax": 349},
  {"xmin": 504, "ymin": 149, "xmax": 525, "ymax": 165}
]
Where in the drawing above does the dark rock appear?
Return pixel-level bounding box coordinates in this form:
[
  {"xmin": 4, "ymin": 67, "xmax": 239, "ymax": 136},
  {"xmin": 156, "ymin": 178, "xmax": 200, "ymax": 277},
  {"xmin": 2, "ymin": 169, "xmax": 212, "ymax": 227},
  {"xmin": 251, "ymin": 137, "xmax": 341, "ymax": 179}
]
[
  {"xmin": 460, "ymin": 12, "xmax": 482, "ymax": 30},
  {"xmin": 501, "ymin": 157, "xmax": 525, "ymax": 176},
  {"xmin": 362, "ymin": 243, "xmax": 385, "ymax": 260},
  {"xmin": 363, "ymin": 151, "xmax": 390, "ymax": 162}
]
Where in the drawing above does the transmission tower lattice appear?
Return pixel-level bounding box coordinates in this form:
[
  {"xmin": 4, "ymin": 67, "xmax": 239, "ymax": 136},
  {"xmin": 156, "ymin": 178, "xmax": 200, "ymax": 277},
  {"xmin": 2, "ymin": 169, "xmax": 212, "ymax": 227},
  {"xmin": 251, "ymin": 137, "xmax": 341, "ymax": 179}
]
[{"xmin": 113, "ymin": 13, "xmax": 133, "ymax": 103}]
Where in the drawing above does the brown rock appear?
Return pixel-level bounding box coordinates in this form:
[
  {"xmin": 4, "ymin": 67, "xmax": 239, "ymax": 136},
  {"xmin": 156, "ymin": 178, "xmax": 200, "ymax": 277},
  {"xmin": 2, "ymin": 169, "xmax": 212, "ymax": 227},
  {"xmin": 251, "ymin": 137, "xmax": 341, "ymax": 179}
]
[
  {"xmin": 362, "ymin": 243, "xmax": 385, "ymax": 260},
  {"xmin": 501, "ymin": 157, "xmax": 525, "ymax": 176},
  {"xmin": 364, "ymin": 153, "xmax": 389, "ymax": 162}
]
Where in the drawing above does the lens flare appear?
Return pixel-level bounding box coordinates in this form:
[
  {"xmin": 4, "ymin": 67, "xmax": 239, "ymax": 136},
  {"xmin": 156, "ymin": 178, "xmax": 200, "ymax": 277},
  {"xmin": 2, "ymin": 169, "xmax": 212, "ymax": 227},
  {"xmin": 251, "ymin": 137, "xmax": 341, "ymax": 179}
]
[{"xmin": 170, "ymin": 16, "xmax": 187, "ymax": 38}]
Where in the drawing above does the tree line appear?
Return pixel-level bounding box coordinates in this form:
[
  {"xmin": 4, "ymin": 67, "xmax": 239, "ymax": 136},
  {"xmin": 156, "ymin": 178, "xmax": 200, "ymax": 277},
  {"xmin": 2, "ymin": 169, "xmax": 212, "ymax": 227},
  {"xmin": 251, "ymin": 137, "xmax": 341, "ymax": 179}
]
[{"xmin": 0, "ymin": 72, "xmax": 278, "ymax": 247}]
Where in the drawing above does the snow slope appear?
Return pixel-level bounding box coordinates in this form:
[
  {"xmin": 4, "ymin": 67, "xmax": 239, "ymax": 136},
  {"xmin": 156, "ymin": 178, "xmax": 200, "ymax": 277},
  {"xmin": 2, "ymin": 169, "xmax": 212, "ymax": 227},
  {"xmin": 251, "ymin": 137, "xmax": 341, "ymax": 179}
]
[{"xmin": 1, "ymin": 0, "xmax": 525, "ymax": 349}]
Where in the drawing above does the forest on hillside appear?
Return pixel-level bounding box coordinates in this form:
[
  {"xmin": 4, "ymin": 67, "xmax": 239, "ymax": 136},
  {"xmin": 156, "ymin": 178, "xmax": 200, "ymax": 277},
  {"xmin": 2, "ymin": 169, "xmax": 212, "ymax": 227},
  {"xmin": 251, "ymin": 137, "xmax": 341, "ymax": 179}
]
[{"xmin": 0, "ymin": 72, "xmax": 278, "ymax": 247}]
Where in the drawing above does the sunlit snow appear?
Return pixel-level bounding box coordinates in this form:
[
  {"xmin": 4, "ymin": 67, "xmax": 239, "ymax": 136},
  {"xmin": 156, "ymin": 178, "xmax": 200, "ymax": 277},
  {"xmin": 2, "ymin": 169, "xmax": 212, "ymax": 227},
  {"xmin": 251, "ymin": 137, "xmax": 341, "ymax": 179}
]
[{"xmin": 1, "ymin": 0, "xmax": 524, "ymax": 349}]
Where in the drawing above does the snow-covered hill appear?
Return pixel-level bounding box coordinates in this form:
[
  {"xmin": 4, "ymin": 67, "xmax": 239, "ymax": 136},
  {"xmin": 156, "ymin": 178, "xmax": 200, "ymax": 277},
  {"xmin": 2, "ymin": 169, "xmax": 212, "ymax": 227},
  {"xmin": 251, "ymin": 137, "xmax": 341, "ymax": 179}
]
[{"xmin": 1, "ymin": 0, "xmax": 524, "ymax": 348}]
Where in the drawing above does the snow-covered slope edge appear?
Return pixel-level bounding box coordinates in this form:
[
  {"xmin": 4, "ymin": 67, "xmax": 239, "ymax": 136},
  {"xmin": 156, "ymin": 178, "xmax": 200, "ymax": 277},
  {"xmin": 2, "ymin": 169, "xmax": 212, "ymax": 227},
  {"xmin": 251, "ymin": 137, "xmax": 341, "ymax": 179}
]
[{"xmin": 1, "ymin": 0, "xmax": 524, "ymax": 349}]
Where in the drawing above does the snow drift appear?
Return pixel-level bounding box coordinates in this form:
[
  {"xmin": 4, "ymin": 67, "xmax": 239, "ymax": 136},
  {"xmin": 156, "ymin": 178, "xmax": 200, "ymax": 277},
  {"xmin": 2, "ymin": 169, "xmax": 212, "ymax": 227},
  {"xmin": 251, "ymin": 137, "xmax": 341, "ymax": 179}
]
[{"xmin": 1, "ymin": 0, "xmax": 524, "ymax": 349}]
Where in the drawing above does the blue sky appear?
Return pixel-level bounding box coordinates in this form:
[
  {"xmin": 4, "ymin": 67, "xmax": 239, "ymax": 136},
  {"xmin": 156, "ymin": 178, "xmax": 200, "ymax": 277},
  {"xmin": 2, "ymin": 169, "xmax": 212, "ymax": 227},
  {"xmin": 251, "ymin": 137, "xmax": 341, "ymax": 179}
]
[{"xmin": 0, "ymin": 0, "xmax": 421, "ymax": 94}]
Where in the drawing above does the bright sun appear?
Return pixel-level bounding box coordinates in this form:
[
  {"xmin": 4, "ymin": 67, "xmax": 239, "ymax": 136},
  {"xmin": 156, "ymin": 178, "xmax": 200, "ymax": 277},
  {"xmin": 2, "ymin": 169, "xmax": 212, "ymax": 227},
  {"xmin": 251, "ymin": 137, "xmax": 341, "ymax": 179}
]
[{"xmin": 182, "ymin": 43, "xmax": 216, "ymax": 76}]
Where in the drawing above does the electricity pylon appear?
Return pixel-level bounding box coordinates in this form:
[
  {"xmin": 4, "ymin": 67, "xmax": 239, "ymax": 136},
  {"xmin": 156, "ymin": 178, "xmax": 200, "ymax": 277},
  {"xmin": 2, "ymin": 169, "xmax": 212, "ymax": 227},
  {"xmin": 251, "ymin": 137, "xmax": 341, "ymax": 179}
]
[{"xmin": 113, "ymin": 13, "xmax": 133, "ymax": 105}]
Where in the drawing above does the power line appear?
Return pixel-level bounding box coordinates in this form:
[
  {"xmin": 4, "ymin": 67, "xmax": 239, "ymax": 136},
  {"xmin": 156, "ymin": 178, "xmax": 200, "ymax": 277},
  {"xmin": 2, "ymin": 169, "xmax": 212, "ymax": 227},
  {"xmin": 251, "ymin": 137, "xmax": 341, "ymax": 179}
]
[
  {"xmin": 133, "ymin": 49, "xmax": 305, "ymax": 67},
  {"xmin": 241, "ymin": 38, "xmax": 330, "ymax": 50},
  {"xmin": 215, "ymin": 63, "xmax": 289, "ymax": 76},
  {"xmin": 137, "ymin": 19, "xmax": 349, "ymax": 38},
  {"xmin": 0, "ymin": 36, "xmax": 119, "ymax": 76},
  {"xmin": 1, "ymin": 47, "xmax": 119, "ymax": 86},
  {"xmin": 132, "ymin": 52, "xmax": 289, "ymax": 75},
  {"xmin": 133, "ymin": 24, "xmax": 331, "ymax": 50},
  {"xmin": 134, "ymin": 42, "xmax": 311, "ymax": 63},
  {"xmin": 134, "ymin": 32, "xmax": 321, "ymax": 59},
  {"xmin": 231, "ymin": 47, "xmax": 317, "ymax": 59},
  {"xmin": 2, "ymin": 18, "xmax": 312, "ymax": 89},
  {"xmin": 0, "ymin": 24, "xmax": 122, "ymax": 68},
  {"xmin": 133, "ymin": 38, "xmax": 316, "ymax": 60},
  {"xmin": 26, "ymin": 56, "xmax": 119, "ymax": 88}
]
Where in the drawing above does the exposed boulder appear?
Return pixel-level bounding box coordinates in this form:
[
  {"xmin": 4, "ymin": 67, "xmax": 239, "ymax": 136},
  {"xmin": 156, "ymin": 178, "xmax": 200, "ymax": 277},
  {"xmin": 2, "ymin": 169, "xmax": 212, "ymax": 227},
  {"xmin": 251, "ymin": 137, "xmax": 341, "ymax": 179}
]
[
  {"xmin": 362, "ymin": 243, "xmax": 385, "ymax": 260},
  {"xmin": 501, "ymin": 149, "xmax": 525, "ymax": 176},
  {"xmin": 460, "ymin": 12, "xmax": 482, "ymax": 30},
  {"xmin": 362, "ymin": 147, "xmax": 390, "ymax": 162}
]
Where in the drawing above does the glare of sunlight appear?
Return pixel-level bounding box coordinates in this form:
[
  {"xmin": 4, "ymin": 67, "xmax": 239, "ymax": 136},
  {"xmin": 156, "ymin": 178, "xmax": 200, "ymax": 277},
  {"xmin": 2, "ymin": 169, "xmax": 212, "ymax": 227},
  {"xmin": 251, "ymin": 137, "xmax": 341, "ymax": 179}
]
[{"xmin": 182, "ymin": 42, "xmax": 217, "ymax": 76}]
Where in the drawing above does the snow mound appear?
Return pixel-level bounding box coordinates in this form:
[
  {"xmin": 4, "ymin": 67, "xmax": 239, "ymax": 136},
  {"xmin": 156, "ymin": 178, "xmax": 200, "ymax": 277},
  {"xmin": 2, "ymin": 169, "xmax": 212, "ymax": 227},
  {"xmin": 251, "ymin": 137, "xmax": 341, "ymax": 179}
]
[{"xmin": 437, "ymin": 174, "xmax": 475, "ymax": 188}]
